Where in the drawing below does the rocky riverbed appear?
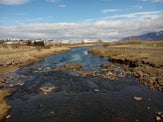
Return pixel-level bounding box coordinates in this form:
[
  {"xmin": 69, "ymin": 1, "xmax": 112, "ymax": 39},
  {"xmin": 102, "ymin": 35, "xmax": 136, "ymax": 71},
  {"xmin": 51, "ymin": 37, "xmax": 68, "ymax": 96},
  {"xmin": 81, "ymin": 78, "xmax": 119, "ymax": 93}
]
[
  {"xmin": 1, "ymin": 46, "xmax": 163, "ymax": 122},
  {"xmin": 0, "ymin": 46, "xmax": 70, "ymax": 121}
]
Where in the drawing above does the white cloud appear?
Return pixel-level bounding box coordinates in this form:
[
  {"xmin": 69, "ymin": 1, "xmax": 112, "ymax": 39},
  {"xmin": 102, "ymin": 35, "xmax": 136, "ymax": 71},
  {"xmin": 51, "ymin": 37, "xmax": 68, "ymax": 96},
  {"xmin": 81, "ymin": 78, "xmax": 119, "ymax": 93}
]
[
  {"xmin": 0, "ymin": 11, "xmax": 163, "ymax": 41},
  {"xmin": 86, "ymin": 11, "xmax": 161, "ymax": 21},
  {"xmin": 151, "ymin": 0, "xmax": 163, "ymax": 2},
  {"xmin": 102, "ymin": 9, "xmax": 120, "ymax": 14},
  {"xmin": 0, "ymin": 0, "xmax": 28, "ymax": 5},
  {"xmin": 58, "ymin": 4, "xmax": 66, "ymax": 8},
  {"xmin": 132, "ymin": 5, "xmax": 143, "ymax": 9},
  {"xmin": 139, "ymin": 0, "xmax": 163, "ymax": 2},
  {"xmin": 46, "ymin": 0, "xmax": 60, "ymax": 2}
]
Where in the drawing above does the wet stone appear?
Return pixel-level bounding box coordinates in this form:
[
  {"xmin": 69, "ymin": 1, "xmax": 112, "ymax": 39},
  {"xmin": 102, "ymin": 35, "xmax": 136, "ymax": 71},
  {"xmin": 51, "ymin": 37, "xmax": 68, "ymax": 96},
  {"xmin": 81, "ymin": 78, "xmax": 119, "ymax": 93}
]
[
  {"xmin": 49, "ymin": 111, "xmax": 55, "ymax": 117},
  {"xmin": 133, "ymin": 96, "xmax": 143, "ymax": 101},
  {"xmin": 40, "ymin": 82, "xmax": 56, "ymax": 94},
  {"xmin": 156, "ymin": 116, "xmax": 161, "ymax": 121},
  {"xmin": 93, "ymin": 88, "xmax": 100, "ymax": 92},
  {"xmin": 6, "ymin": 114, "xmax": 11, "ymax": 119}
]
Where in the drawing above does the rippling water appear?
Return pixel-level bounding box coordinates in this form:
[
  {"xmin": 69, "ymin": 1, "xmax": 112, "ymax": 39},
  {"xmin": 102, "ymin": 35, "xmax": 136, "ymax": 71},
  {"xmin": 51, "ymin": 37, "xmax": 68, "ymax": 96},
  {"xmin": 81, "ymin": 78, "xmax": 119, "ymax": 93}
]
[{"xmin": 4, "ymin": 46, "xmax": 163, "ymax": 122}]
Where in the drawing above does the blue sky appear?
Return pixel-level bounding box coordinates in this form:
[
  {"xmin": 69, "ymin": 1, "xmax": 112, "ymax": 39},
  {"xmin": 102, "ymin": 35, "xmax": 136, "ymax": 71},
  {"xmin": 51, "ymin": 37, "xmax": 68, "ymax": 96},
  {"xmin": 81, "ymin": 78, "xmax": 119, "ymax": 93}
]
[{"xmin": 0, "ymin": 0, "xmax": 163, "ymax": 41}]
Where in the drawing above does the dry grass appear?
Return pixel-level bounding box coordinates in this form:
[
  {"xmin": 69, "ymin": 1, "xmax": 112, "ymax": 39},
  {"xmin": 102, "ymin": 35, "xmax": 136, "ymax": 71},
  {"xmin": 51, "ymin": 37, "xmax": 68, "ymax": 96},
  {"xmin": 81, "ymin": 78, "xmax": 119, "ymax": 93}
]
[
  {"xmin": 89, "ymin": 41, "xmax": 163, "ymax": 91},
  {"xmin": 89, "ymin": 47, "xmax": 163, "ymax": 67},
  {"xmin": 0, "ymin": 45, "xmax": 70, "ymax": 74},
  {"xmin": 0, "ymin": 89, "xmax": 11, "ymax": 121},
  {"xmin": 104, "ymin": 41, "xmax": 163, "ymax": 50}
]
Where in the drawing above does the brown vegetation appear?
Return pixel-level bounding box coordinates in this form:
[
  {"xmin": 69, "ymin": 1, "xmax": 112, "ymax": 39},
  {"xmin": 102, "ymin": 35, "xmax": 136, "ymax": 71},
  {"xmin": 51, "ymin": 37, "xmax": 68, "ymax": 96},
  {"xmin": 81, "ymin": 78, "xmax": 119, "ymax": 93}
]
[
  {"xmin": 0, "ymin": 89, "xmax": 11, "ymax": 121},
  {"xmin": 89, "ymin": 41, "xmax": 163, "ymax": 91}
]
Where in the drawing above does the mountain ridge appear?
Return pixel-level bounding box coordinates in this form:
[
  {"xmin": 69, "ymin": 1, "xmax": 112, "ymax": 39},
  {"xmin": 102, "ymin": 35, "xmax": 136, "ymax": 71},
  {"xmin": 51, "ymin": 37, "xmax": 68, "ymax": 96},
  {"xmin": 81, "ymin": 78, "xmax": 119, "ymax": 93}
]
[{"xmin": 122, "ymin": 31, "xmax": 163, "ymax": 41}]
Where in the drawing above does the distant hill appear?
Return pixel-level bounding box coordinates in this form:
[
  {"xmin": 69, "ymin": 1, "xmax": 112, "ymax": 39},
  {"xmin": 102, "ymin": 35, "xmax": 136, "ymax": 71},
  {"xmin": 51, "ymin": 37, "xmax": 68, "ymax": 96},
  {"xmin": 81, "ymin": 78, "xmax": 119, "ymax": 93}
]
[{"xmin": 122, "ymin": 31, "xmax": 163, "ymax": 41}]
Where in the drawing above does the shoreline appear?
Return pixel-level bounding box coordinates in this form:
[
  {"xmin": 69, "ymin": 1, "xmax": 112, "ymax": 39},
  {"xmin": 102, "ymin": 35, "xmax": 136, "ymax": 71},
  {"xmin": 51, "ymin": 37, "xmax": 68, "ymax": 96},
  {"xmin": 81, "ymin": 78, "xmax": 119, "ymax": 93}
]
[
  {"xmin": 1, "ymin": 41, "xmax": 162, "ymax": 121},
  {"xmin": 0, "ymin": 43, "xmax": 101, "ymax": 121},
  {"xmin": 88, "ymin": 44, "xmax": 163, "ymax": 92}
]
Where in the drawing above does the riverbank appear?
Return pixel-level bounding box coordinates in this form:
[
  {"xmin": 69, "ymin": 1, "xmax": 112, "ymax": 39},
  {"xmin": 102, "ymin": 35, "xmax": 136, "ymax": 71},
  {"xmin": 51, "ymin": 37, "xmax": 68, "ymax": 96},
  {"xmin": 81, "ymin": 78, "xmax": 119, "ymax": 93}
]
[
  {"xmin": 0, "ymin": 42, "xmax": 101, "ymax": 121},
  {"xmin": 0, "ymin": 45, "xmax": 70, "ymax": 121},
  {"xmin": 3, "ymin": 45, "xmax": 163, "ymax": 122},
  {"xmin": 88, "ymin": 41, "xmax": 163, "ymax": 92}
]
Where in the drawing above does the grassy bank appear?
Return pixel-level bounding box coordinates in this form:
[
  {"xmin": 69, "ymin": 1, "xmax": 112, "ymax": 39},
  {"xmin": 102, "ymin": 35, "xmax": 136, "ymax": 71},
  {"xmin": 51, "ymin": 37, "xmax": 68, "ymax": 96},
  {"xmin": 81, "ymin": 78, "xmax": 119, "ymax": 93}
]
[
  {"xmin": 89, "ymin": 41, "xmax": 163, "ymax": 91},
  {"xmin": 0, "ymin": 45, "xmax": 70, "ymax": 73}
]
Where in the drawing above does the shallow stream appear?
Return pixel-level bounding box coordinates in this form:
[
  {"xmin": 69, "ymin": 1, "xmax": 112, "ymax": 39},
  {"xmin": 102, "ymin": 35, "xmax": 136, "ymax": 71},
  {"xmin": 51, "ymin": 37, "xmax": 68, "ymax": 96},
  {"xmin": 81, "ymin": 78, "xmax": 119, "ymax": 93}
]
[{"xmin": 4, "ymin": 46, "xmax": 163, "ymax": 122}]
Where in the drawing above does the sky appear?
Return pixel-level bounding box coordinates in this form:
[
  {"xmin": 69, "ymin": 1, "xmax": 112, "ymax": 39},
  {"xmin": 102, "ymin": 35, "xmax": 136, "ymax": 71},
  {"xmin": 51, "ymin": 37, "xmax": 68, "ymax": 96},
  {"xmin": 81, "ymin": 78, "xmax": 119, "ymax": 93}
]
[{"xmin": 0, "ymin": 0, "xmax": 163, "ymax": 41}]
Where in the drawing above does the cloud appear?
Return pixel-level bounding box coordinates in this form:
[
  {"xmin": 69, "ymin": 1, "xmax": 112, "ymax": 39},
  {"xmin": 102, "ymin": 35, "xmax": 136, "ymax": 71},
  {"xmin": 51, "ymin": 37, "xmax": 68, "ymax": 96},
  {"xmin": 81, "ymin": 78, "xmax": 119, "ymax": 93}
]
[
  {"xmin": 86, "ymin": 11, "xmax": 161, "ymax": 21},
  {"xmin": 102, "ymin": 9, "xmax": 120, "ymax": 14},
  {"xmin": 46, "ymin": 0, "xmax": 60, "ymax": 2},
  {"xmin": 132, "ymin": 5, "xmax": 143, "ymax": 9},
  {"xmin": 150, "ymin": 0, "xmax": 163, "ymax": 2},
  {"xmin": 58, "ymin": 4, "xmax": 66, "ymax": 8},
  {"xmin": 0, "ymin": 11, "xmax": 163, "ymax": 41},
  {"xmin": 139, "ymin": 0, "xmax": 163, "ymax": 2},
  {"xmin": 0, "ymin": 0, "xmax": 29, "ymax": 5}
]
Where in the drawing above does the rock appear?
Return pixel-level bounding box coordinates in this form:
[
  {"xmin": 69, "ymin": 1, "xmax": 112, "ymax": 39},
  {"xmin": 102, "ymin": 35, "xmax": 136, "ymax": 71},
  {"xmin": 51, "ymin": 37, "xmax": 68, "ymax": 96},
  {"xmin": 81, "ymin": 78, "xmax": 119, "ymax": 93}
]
[
  {"xmin": 156, "ymin": 116, "xmax": 161, "ymax": 121},
  {"xmin": 93, "ymin": 89, "xmax": 100, "ymax": 92},
  {"xmin": 64, "ymin": 62, "xmax": 82, "ymax": 70},
  {"xmin": 135, "ymin": 71, "xmax": 144, "ymax": 78},
  {"xmin": 147, "ymin": 107, "xmax": 150, "ymax": 110},
  {"xmin": 118, "ymin": 72, "xmax": 126, "ymax": 78},
  {"xmin": 6, "ymin": 61, "xmax": 12, "ymax": 66},
  {"xmin": 6, "ymin": 114, "xmax": 11, "ymax": 119},
  {"xmin": 39, "ymin": 104, "xmax": 43, "ymax": 107},
  {"xmin": 49, "ymin": 111, "xmax": 55, "ymax": 117},
  {"xmin": 40, "ymin": 82, "xmax": 56, "ymax": 94},
  {"xmin": 133, "ymin": 96, "xmax": 143, "ymax": 101},
  {"xmin": 156, "ymin": 112, "xmax": 163, "ymax": 119},
  {"xmin": 135, "ymin": 119, "xmax": 139, "ymax": 122},
  {"xmin": 148, "ymin": 98, "xmax": 152, "ymax": 101},
  {"xmin": 40, "ymin": 86, "xmax": 56, "ymax": 94},
  {"xmin": 8, "ymin": 75, "xmax": 14, "ymax": 80},
  {"xmin": 16, "ymin": 82, "xmax": 24, "ymax": 86},
  {"xmin": 9, "ymin": 84, "xmax": 14, "ymax": 88},
  {"xmin": 106, "ymin": 71, "xmax": 113, "ymax": 76},
  {"xmin": 110, "ymin": 75, "xmax": 116, "ymax": 80}
]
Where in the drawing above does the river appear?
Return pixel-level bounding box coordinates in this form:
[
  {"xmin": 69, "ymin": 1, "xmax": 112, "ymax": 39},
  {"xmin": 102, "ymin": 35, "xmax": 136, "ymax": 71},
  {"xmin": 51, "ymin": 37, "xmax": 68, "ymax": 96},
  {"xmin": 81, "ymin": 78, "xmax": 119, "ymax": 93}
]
[{"xmin": 4, "ymin": 46, "xmax": 163, "ymax": 122}]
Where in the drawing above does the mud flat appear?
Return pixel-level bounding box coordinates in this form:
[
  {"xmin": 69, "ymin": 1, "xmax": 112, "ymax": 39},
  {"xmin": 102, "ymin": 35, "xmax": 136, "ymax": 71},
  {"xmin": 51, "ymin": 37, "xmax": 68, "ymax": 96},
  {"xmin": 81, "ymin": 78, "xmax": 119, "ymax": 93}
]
[{"xmin": 88, "ymin": 41, "xmax": 163, "ymax": 92}]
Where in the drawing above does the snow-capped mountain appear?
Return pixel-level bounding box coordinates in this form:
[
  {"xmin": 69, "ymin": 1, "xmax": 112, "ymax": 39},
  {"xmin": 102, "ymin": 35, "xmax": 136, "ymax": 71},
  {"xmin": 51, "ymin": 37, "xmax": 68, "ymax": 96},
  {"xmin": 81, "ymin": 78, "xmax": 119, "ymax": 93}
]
[{"xmin": 122, "ymin": 31, "xmax": 163, "ymax": 41}]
